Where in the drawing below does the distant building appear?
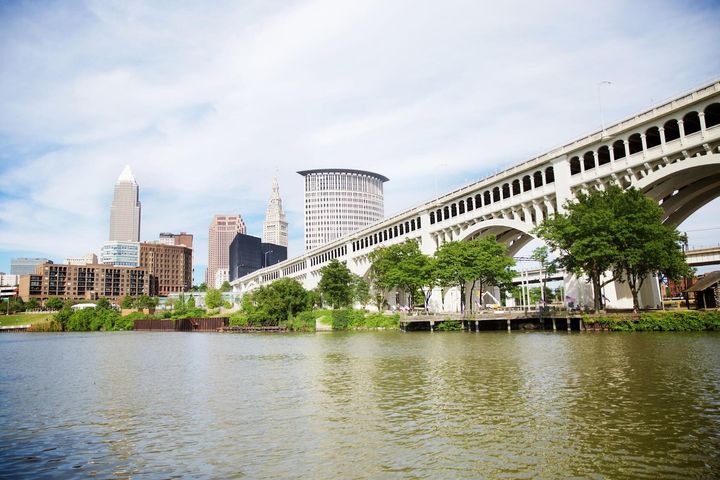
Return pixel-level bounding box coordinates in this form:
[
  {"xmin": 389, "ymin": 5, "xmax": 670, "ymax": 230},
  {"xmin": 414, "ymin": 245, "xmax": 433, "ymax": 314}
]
[
  {"xmin": 109, "ymin": 165, "xmax": 141, "ymax": 242},
  {"xmin": 139, "ymin": 242, "xmax": 192, "ymax": 296},
  {"xmin": 0, "ymin": 273, "xmax": 19, "ymax": 286},
  {"xmin": 229, "ymin": 233, "xmax": 287, "ymax": 281},
  {"xmin": 65, "ymin": 253, "xmax": 98, "ymax": 265},
  {"xmin": 18, "ymin": 263, "xmax": 154, "ymax": 303},
  {"xmin": 215, "ymin": 268, "xmax": 229, "ymax": 288},
  {"xmin": 11, "ymin": 257, "xmax": 51, "ymax": 275},
  {"xmin": 207, "ymin": 215, "xmax": 246, "ymax": 288},
  {"xmin": 298, "ymin": 169, "xmax": 388, "ymax": 251},
  {"xmin": 101, "ymin": 241, "xmax": 140, "ymax": 267},
  {"xmin": 262, "ymin": 177, "xmax": 289, "ymax": 248},
  {"xmin": 159, "ymin": 232, "xmax": 193, "ymax": 249},
  {"xmin": 685, "ymin": 271, "xmax": 720, "ymax": 309}
]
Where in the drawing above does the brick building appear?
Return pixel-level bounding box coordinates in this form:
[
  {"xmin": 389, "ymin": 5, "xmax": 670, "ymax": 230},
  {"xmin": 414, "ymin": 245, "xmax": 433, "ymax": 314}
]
[{"xmin": 139, "ymin": 242, "xmax": 193, "ymax": 296}]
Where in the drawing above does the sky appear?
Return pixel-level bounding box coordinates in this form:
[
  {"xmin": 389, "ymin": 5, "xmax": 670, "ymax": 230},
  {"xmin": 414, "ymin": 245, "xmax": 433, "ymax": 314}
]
[{"xmin": 1, "ymin": 0, "xmax": 720, "ymax": 284}]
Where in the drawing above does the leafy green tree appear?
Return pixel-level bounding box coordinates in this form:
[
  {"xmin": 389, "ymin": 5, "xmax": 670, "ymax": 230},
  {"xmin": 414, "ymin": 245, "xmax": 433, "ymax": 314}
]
[
  {"xmin": 535, "ymin": 185, "xmax": 690, "ymax": 312},
  {"xmin": 198, "ymin": 282, "xmax": 208, "ymax": 292},
  {"xmin": 46, "ymin": 297, "xmax": 64, "ymax": 310},
  {"xmin": 435, "ymin": 236, "xmax": 515, "ymax": 313},
  {"xmin": 368, "ymin": 240, "xmax": 436, "ymax": 311},
  {"xmin": 96, "ymin": 297, "xmax": 111, "ymax": 310},
  {"xmin": 120, "ymin": 295, "xmax": 134, "ymax": 309},
  {"xmin": 245, "ymin": 278, "xmax": 312, "ymax": 324},
  {"xmin": 205, "ymin": 288, "xmax": 223, "ymax": 309},
  {"xmin": 220, "ymin": 281, "xmax": 232, "ymax": 292},
  {"xmin": 186, "ymin": 295, "xmax": 196, "ymax": 309},
  {"xmin": 135, "ymin": 294, "xmax": 153, "ymax": 309},
  {"xmin": 25, "ymin": 298, "xmax": 39, "ymax": 311},
  {"xmin": 351, "ymin": 274, "xmax": 371, "ymax": 309},
  {"xmin": 318, "ymin": 259, "xmax": 353, "ymax": 308}
]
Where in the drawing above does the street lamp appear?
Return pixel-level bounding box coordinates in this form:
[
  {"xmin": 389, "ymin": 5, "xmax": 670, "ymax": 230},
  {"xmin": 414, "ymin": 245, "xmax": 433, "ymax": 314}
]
[{"xmin": 264, "ymin": 250, "xmax": 273, "ymax": 268}]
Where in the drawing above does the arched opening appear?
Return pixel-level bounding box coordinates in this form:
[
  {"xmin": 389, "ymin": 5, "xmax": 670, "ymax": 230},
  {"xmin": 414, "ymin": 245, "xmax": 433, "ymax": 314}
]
[
  {"xmin": 612, "ymin": 140, "xmax": 626, "ymax": 160},
  {"xmin": 645, "ymin": 126, "xmax": 661, "ymax": 149},
  {"xmin": 443, "ymin": 206, "xmax": 450, "ymax": 219},
  {"xmin": 705, "ymin": 103, "xmax": 720, "ymax": 128},
  {"xmin": 597, "ymin": 146, "xmax": 611, "ymax": 165},
  {"xmin": 583, "ymin": 151, "xmax": 595, "ymax": 171},
  {"xmin": 405, "ymin": 221, "xmax": 410, "ymax": 233},
  {"xmin": 512, "ymin": 179, "xmax": 521, "ymax": 195},
  {"xmin": 475, "ymin": 194, "xmax": 482, "ymax": 209},
  {"xmin": 664, "ymin": 119, "xmax": 680, "ymax": 142},
  {"xmin": 545, "ymin": 166, "xmax": 555, "ymax": 183},
  {"xmin": 683, "ymin": 111, "xmax": 701, "ymax": 136},
  {"xmin": 628, "ymin": 133, "xmax": 642, "ymax": 155},
  {"xmin": 533, "ymin": 171, "xmax": 543, "ymax": 187},
  {"xmin": 436, "ymin": 209, "xmax": 442, "ymax": 222},
  {"xmin": 492, "ymin": 187, "xmax": 500, "ymax": 203},
  {"xmin": 483, "ymin": 191, "xmax": 491, "ymax": 205},
  {"xmin": 466, "ymin": 198, "xmax": 474, "ymax": 211},
  {"xmin": 458, "ymin": 201, "xmax": 465, "ymax": 215},
  {"xmin": 451, "ymin": 204, "xmax": 457, "ymax": 217},
  {"xmin": 522, "ymin": 175, "xmax": 532, "ymax": 190},
  {"xmin": 502, "ymin": 183, "xmax": 511, "ymax": 199},
  {"xmin": 429, "ymin": 211, "xmax": 435, "ymax": 224},
  {"xmin": 410, "ymin": 219, "xmax": 416, "ymax": 230},
  {"xmin": 570, "ymin": 156, "xmax": 581, "ymax": 175}
]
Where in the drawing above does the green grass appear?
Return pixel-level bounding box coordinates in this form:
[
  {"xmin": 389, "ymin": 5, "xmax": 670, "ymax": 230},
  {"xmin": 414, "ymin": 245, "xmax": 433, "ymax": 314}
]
[{"xmin": 0, "ymin": 313, "xmax": 54, "ymax": 327}]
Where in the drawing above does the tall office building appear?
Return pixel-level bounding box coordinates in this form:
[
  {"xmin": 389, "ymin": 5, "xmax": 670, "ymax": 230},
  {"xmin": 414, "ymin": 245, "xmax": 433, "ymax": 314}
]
[
  {"xmin": 109, "ymin": 165, "xmax": 141, "ymax": 242},
  {"xmin": 262, "ymin": 177, "xmax": 288, "ymax": 248},
  {"xmin": 206, "ymin": 215, "xmax": 246, "ymax": 288},
  {"xmin": 10, "ymin": 257, "xmax": 51, "ymax": 275},
  {"xmin": 101, "ymin": 241, "xmax": 140, "ymax": 267},
  {"xmin": 139, "ymin": 242, "xmax": 192, "ymax": 295},
  {"xmin": 298, "ymin": 169, "xmax": 388, "ymax": 251}
]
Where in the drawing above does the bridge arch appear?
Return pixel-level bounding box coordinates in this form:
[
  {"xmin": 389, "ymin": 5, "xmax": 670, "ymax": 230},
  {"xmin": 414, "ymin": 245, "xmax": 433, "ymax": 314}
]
[
  {"xmin": 456, "ymin": 218, "xmax": 537, "ymax": 256},
  {"xmin": 636, "ymin": 152, "xmax": 720, "ymax": 226}
]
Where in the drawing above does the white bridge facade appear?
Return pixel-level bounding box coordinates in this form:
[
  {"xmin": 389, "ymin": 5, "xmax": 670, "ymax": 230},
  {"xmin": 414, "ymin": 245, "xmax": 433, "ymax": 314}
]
[{"xmin": 233, "ymin": 80, "xmax": 720, "ymax": 311}]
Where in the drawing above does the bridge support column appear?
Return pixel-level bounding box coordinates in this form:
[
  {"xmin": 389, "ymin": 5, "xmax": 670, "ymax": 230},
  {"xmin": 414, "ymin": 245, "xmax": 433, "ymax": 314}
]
[
  {"xmin": 567, "ymin": 318, "xmax": 572, "ymax": 332},
  {"xmin": 475, "ymin": 320, "xmax": 478, "ymax": 332},
  {"xmin": 552, "ymin": 318, "xmax": 557, "ymax": 331},
  {"xmin": 507, "ymin": 319, "xmax": 511, "ymax": 332},
  {"xmin": 430, "ymin": 320, "xmax": 434, "ymax": 332}
]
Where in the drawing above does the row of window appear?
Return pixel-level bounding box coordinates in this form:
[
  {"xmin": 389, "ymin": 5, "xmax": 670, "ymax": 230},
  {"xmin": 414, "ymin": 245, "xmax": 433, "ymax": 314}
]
[{"xmin": 352, "ymin": 217, "xmax": 423, "ymax": 252}]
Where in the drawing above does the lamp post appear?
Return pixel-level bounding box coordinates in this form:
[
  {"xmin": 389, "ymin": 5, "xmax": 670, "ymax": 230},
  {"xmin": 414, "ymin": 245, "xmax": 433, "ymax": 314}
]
[{"xmin": 264, "ymin": 250, "xmax": 273, "ymax": 268}]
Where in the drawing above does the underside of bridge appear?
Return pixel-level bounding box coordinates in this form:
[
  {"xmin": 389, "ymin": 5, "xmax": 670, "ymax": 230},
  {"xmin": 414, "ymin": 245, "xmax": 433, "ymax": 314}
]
[{"xmin": 640, "ymin": 152, "xmax": 720, "ymax": 226}]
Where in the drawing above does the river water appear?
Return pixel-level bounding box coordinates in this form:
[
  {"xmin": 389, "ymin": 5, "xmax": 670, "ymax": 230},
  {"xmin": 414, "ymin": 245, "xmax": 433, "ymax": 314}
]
[{"xmin": 1, "ymin": 331, "xmax": 719, "ymax": 479}]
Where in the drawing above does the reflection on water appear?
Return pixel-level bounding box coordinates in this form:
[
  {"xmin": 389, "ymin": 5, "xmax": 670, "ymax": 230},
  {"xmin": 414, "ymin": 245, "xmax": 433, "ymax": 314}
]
[{"xmin": 1, "ymin": 331, "xmax": 719, "ymax": 478}]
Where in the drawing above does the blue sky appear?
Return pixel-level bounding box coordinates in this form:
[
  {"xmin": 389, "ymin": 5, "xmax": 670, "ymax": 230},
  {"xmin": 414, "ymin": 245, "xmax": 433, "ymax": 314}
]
[{"xmin": 1, "ymin": 0, "xmax": 720, "ymax": 284}]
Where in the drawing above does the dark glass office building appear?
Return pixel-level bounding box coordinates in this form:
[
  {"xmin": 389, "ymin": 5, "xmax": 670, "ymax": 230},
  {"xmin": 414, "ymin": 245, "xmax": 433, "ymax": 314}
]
[{"xmin": 229, "ymin": 234, "xmax": 287, "ymax": 281}]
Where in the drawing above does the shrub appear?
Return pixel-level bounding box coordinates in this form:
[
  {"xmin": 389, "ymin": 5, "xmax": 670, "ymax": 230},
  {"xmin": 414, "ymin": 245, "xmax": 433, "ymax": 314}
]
[
  {"xmin": 591, "ymin": 311, "xmax": 720, "ymax": 332},
  {"xmin": 436, "ymin": 320, "xmax": 464, "ymax": 331}
]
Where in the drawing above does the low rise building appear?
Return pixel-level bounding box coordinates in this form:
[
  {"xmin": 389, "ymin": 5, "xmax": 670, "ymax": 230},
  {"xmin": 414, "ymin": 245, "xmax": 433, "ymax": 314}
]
[
  {"xmin": 159, "ymin": 232, "xmax": 193, "ymax": 249},
  {"xmin": 11, "ymin": 257, "xmax": 51, "ymax": 275},
  {"xmin": 0, "ymin": 273, "xmax": 19, "ymax": 286},
  {"xmin": 139, "ymin": 242, "xmax": 193, "ymax": 296},
  {"xmin": 101, "ymin": 241, "xmax": 140, "ymax": 267},
  {"xmin": 65, "ymin": 253, "xmax": 98, "ymax": 265},
  {"xmin": 18, "ymin": 263, "xmax": 154, "ymax": 303}
]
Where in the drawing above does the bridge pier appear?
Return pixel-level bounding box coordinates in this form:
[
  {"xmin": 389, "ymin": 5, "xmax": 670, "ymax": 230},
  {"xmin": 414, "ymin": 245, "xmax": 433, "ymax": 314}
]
[
  {"xmin": 552, "ymin": 318, "xmax": 557, "ymax": 331},
  {"xmin": 567, "ymin": 318, "xmax": 572, "ymax": 332},
  {"xmin": 507, "ymin": 319, "xmax": 511, "ymax": 332},
  {"xmin": 475, "ymin": 320, "xmax": 478, "ymax": 332},
  {"xmin": 430, "ymin": 320, "xmax": 435, "ymax": 332}
]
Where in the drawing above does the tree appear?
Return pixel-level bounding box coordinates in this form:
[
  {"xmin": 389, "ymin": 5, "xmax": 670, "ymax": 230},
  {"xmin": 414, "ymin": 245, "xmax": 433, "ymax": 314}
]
[
  {"xmin": 535, "ymin": 185, "xmax": 691, "ymax": 312},
  {"xmin": 136, "ymin": 295, "xmax": 154, "ymax": 309},
  {"xmin": 46, "ymin": 297, "xmax": 64, "ymax": 310},
  {"xmin": 96, "ymin": 297, "xmax": 111, "ymax": 310},
  {"xmin": 367, "ymin": 240, "xmax": 436, "ymax": 311},
  {"xmin": 318, "ymin": 259, "xmax": 353, "ymax": 308},
  {"xmin": 205, "ymin": 288, "xmax": 223, "ymax": 309},
  {"xmin": 220, "ymin": 281, "xmax": 232, "ymax": 292},
  {"xmin": 351, "ymin": 274, "xmax": 371, "ymax": 309},
  {"xmin": 186, "ymin": 295, "xmax": 196, "ymax": 309},
  {"xmin": 25, "ymin": 298, "xmax": 39, "ymax": 311},
  {"xmin": 120, "ymin": 295, "xmax": 134, "ymax": 309},
  {"xmin": 434, "ymin": 237, "xmax": 515, "ymax": 313},
  {"xmin": 198, "ymin": 283, "xmax": 208, "ymax": 292},
  {"xmin": 245, "ymin": 278, "xmax": 312, "ymax": 324}
]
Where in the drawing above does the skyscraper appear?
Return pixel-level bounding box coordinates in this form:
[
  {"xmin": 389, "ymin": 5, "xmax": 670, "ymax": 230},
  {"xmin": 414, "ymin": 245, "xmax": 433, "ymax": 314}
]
[
  {"xmin": 262, "ymin": 177, "xmax": 288, "ymax": 248},
  {"xmin": 109, "ymin": 165, "xmax": 141, "ymax": 242},
  {"xmin": 206, "ymin": 215, "xmax": 246, "ymax": 288},
  {"xmin": 298, "ymin": 169, "xmax": 388, "ymax": 251}
]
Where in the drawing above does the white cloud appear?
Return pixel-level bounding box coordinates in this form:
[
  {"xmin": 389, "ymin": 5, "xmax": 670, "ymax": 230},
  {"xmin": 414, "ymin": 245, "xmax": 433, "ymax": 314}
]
[{"xmin": 1, "ymin": 0, "xmax": 719, "ymax": 275}]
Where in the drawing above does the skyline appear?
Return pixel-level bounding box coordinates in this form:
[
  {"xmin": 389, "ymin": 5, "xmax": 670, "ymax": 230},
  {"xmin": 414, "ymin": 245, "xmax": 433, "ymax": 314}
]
[{"xmin": 2, "ymin": 1, "xmax": 720, "ymax": 284}]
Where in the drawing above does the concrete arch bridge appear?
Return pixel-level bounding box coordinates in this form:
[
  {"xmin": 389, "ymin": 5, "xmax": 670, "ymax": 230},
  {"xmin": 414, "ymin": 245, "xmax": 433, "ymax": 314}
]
[{"xmin": 232, "ymin": 80, "xmax": 720, "ymax": 311}]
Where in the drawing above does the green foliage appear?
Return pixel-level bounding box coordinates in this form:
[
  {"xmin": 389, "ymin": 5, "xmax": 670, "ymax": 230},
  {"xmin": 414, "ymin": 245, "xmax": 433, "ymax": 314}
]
[
  {"xmin": 318, "ymin": 259, "xmax": 354, "ymax": 308},
  {"xmin": 436, "ymin": 320, "xmax": 464, "ymax": 331},
  {"xmin": 223, "ymin": 300, "xmax": 232, "ymax": 309},
  {"xmin": 25, "ymin": 298, "xmax": 39, "ymax": 311},
  {"xmin": 286, "ymin": 310, "xmax": 318, "ymax": 331},
  {"xmin": 135, "ymin": 294, "xmax": 157, "ymax": 309},
  {"xmin": 368, "ymin": 239, "xmax": 436, "ymax": 311},
  {"xmin": 205, "ymin": 288, "xmax": 223, "ymax": 309},
  {"xmin": 45, "ymin": 297, "xmax": 64, "ymax": 310},
  {"xmin": 120, "ymin": 295, "xmax": 134, "ymax": 309},
  {"xmin": 328, "ymin": 308, "xmax": 399, "ymax": 330},
  {"xmin": 220, "ymin": 281, "xmax": 232, "ymax": 292},
  {"xmin": 590, "ymin": 311, "xmax": 720, "ymax": 331},
  {"xmin": 186, "ymin": 295, "xmax": 196, "ymax": 309},
  {"xmin": 242, "ymin": 278, "xmax": 313, "ymax": 325},
  {"xmin": 96, "ymin": 297, "xmax": 111, "ymax": 310},
  {"xmin": 435, "ymin": 236, "xmax": 515, "ymax": 313},
  {"xmin": 351, "ymin": 274, "xmax": 372, "ymax": 308},
  {"xmin": 62, "ymin": 307, "xmax": 129, "ymax": 331},
  {"xmin": 535, "ymin": 186, "xmax": 690, "ymax": 312}
]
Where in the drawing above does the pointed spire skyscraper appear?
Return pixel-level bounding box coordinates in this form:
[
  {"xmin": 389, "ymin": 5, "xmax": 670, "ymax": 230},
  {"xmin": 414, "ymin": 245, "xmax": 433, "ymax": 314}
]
[
  {"xmin": 262, "ymin": 177, "xmax": 288, "ymax": 247},
  {"xmin": 109, "ymin": 165, "xmax": 141, "ymax": 242}
]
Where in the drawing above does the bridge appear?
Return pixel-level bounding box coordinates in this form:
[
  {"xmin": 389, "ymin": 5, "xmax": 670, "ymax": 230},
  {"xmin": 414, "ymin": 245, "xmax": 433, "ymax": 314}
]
[
  {"xmin": 233, "ymin": 80, "xmax": 720, "ymax": 311},
  {"xmin": 685, "ymin": 246, "xmax": 720, "ymax": 267}
]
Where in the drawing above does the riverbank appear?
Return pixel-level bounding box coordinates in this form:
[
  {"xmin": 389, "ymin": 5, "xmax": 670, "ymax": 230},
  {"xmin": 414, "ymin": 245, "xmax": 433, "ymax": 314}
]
[{"xmin": 586, "ymin": 310, "xmax": 720, "ymax": 331}]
